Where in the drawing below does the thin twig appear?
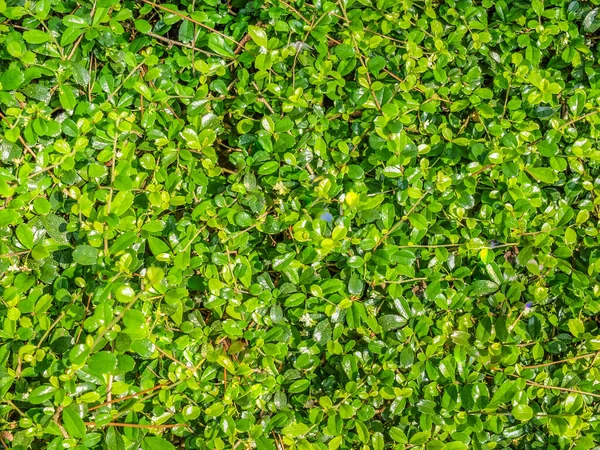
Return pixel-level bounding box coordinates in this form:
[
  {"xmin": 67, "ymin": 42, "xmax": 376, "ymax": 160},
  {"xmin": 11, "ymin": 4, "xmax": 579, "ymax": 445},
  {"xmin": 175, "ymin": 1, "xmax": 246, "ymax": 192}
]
[
  {"xmin": 251, "ymin": 82, "xmax": 275, "ymax": 114},
  {"xmin": 276, "ymin": 0, "xmax": 310, "ymax": 23},
  {"xmin": 27, "ymin": 163, "xmax": 60, "ymax": 179},
  {"xmin": 107, "ymin": 62, "xmax": 145, "ymax": 103},
  {"xmin": 36, "ymin": 311, "xmax": 67, "ymax": 350},
  {"xmin": 508, "ymin": 309, "xmax": 525, "ymax": 333},
  {"xmin": 92, "ymin": 295, "xmax": 139, "ymax": 348},
  {"xmin": 156, "ymin": 346, "xmax": 193, "ymax": 370},
  {"xmin": 521, "ymin": 352, "xmax": 600, "ymax": 369},
  {"xmin": 54, "ymin": 407, "xmax": 69, "ymax": 439},
  {"xmin": 374, "ymin": 193, "xmax": 427, "ymax": 250},
  {"xmin": 523, "ymin": 379, "xmax": 600, "ymax": 399},
  {"xmin": 84, "ymin": 422, "xmax": 184, "ymax": 429},
  {"xmin": 106, "ymin": 375, "xmax": 113, "ymax": 405},
  {"xmin": 67, "ymin": 34, "xmax": 84, "ymax": 60},
  {"xmin": 472, "ymin": 164, "xmax": 494, "ymax": 176},
  {"xmin": 141, "ymin": 0, "xmax": 238, "ymax": 45},
  {"xmin": 336, "ymin": 0, "xmax": 381, "ymax": 112},
  {"xmin": 147, "ymin": 32, "xmax": 218, "ymax": 57},
  {"xmin": 382, "ymin": 68, "xmax": 452, "ymax": 103},
  {"xmin": 501, "ymin": 84, "xmax": 512, "ymax": 119},
  {"xmin": 5, "ymin": 400, "xmax": 25, "ymax": 417},
  {"xmin": 527, "ymin": 109, "xmax": 600, "ymax": 149},
  {"xmin": 75, "ymin": 294, "xmax": 93, "ymax": 344},
  {"xmin": 0, "ymin": 112, "xmax": 37, "ymax": 159},
  {"xmin": 559, "ymin": 109, "xmax": 600, "ymax": 131},
  {"xmin": 0, "ymin": 250, "xmax": 30, "ymax": 259},
  {"xmin": 385, "ymin": 277, "xmax": 427, "ymax": 285},
  {"xmin": 88, "ymin": 384, "xmax": 167, "ymax": 411},
  {"xmin": 235, "ymin": 34, "xmax": 252, "ymax": 54}
]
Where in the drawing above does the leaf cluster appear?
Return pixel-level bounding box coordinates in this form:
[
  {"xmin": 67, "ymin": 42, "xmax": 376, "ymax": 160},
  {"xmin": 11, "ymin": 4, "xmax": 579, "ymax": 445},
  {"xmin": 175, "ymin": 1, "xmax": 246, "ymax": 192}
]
[{"xmin": 1, "ymin": 0, "xmax": 600, "ymax": 449}]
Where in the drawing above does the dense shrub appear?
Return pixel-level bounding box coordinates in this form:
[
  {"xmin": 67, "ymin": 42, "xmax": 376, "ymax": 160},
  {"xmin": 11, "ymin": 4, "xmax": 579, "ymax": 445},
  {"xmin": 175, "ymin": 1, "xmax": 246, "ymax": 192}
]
[{"xmin": 1, "ymin": 0, "xmax": 600, "ymax": 448}]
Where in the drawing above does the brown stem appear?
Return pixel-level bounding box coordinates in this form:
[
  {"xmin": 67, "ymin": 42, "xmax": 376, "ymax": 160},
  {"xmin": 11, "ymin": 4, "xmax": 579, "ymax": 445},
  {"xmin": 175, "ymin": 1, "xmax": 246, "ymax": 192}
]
[
  {"xmin": 140, "ymin": 0, "xmax": 238, "ymax": 46},
  {"xmin": 234, "ymin": 33, "xmax": 252, "ymax": 54},
  {"xmin": 84, "ymin": 422, "xmax": 184, "ymax": 429},
  {"xmin": 522, "ymin": 378, "xmax": 600, "ymax": 399},
  {"xmin": 276, "ymin": 0, "xmax": 310, "ymax": 23},
  {"xmin": 0, "ymin": 250, "xmax": 31, "ymax": 259},
  {"xmin": 67, "ymin": 34, "xmax": 84, "ymax": 60},
  {"xmin": 155, "ymin": 346, "xmax": 192, "ymax": 370},
  {"xmin": 559, "ymin": 109, "xmax": 600, "ymax": 131},
  {"xmin": 88, "ymin": 384, "xmax": 167, "ymax": 411},
  {"xmin": 147, "ymin": 32, "xmax": 217, "ymax": 57},
  {"xmin": 75, "ymin": 294, "xmax": 93, "ymax": 344},
  {"xmin": 521, "ymin": 352, "xmax": 599, "ymax": 369},
  {"xmin": 54, "ymin": 407, "xmax": 69, "ymax": 439},
  {"xmin": 0, "ymin": 112, "xmax": 37, "ymax": 159}
]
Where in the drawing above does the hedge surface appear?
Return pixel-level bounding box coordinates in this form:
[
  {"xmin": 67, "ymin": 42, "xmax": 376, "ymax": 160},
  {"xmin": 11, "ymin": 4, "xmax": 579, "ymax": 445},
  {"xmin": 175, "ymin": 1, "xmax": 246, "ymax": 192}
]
[{"xmin": 1, "ymin": 0, "xmax": 600, "ymax": 449}]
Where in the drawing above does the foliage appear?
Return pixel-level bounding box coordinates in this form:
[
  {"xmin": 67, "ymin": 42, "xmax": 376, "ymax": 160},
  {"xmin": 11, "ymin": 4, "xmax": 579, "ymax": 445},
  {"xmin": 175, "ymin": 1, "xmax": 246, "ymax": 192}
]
[{"xmin": 1, "ymin": 0, "xmax": 600, "ymax": 449}]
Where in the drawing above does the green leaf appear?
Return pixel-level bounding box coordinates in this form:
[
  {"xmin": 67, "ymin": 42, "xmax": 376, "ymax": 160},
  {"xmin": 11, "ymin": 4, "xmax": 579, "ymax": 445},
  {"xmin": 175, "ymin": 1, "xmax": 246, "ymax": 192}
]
[
  {"xmin": 63, "ymin": 15, "xmax": 88, "ymax": 28},
  {"xmin": 63, "ymin": 406, "xmax": 86, "ymax": 438},
  {"xmin": 564, "ymin": 227, "xmax": 577, "ymax": 246},
  {"xmin": 348, "ymin": 273, "xmax": 364, "ymax": 295},
  {"xmin": 0, "ymin": 210, "xmax": 19, "ymax": 227},
  {"xmin": 124, "ymin": 309, "xmax": 145, "ymax": 329},
  {"xmin": 71, "ymin": 62, "xmax": 90, "ymax": 86},
  {"xmin": 282, "ymin": 422, "xmax": 310, "ymax": 437},
  {"xmin": 371, "ymin": 432, "xmax": 384, "ymax": 450},
  {"xmin": 258, "ymin": 161, "xmax": 279, "ymax": 175},
  {"xmin": 568, "ymin": 318, "xmax": 585, "ymax": 337},
  {"xmin": 105, "ymin": 427, "xmax": 125, "ymax": 450},
  {"xmin": 72, "ymin": 245, "xmax": 99, "ymax": 266},
  {"xmin": 1, "ymin": 69, "xmax": 25, "ymax": 91},
  {"xmin": 444, "ymin": 443, "xmax": 467, "ymax": 450},
  {"xmin": 178, "ymin": 20, "xmax": 194, "ymax": 43},
  {"xmin": 486, "ymin": 380, "xmax": 517, "ymax": 411},
  {"xmin": 289, "ymin": 379, "xmax": 310, "ymax": 393},
  {"xmin": 247, "ymin": 25, "xmax": 267, "ymax": 47},
  {"xmin": 69, "ymin": 344, "xmax": 90, "ymax": 365},
  {"xmin": 470, "ymin": 280, "xmax": 499, "ymax": 296},
  {"xmin": 144, "ymin": 437, "xmax": 176, "ymax": 450},
  {"xmin": 272, "ymin": 252, "xmax": 295, "ymax": 270},
  {"xmin": 208, "ymin": 34, "xmax": 235, "ymax": 58},
  {"xmin": 527, "ymin": 166, "xmax": 558, "ymax": 184},
  {"xmin": 31, "ymin": 244, "xmax": 49, "ymax": 260},
  {"xmin": 205, "ymin": 402, "xmax": 224, "ymax": 417},
  {"xmin": 383, "ymin": 165, "xmax": 404, "ymax": 177},
  {"xmin": 356, "ymin": 421, "xmax": 369, "ymax": 443},
  {"xmin": 135, "ymin": 19, "xmax": 152, "ymax": 34},
  {"xmin": 87, "ymin": 352, "xmax": 117, "ymax": 374},
  {"xmin": 33, "ymin": 197, "xmax": 51, "ymax": 215},
  {"xmin": 42, "ymin": 214, "xmax": 69, "ymax": 244},
  {"xmin": 329, "ymin": 436, "xmax": 343, "ymax": 450},
  {"xmin": 409, "ymin": 431, "xmax": 430, "ymax": 445},
  {"xmin": 367, "ymin": 55, "xmax": 387, "ymax": 74},
  {"xmin": 512, "ymin": 404, "xmax": 534, "ymax": 421},
  {"xmin": 59, "ymin": 86, "xmax": 77, "ymax": 111},
  {"xmin": 379, "ymin": 315, "xmax": 406, "ymax": 331},
  {"xmin": 16, "ymin": 224, "xmax": 34, "ymax": 249},
  {"xmin": 313, "ymin": 320, "xmax": 332, "ymax": 345},
  {"xmin": 583, "ymin": 8, "xmax": 600, "ymax": 33},
  {"xmin": 29, "ymin": 385, "xmax": 57, "ymax": 404},
  {"xmin": 61, "ymin": 27, "xmax": 84, "ymax": 46},
  {"xmin": 23, "ymin": 29, "xmax": 51, "ymax": 44},
  {"xmin": 109, "ymin": 231, "xmax": 137, "ymax": 254},
  {"xmin": 408, "ymin": 213, "xmax": 428, "ymax": 230}
]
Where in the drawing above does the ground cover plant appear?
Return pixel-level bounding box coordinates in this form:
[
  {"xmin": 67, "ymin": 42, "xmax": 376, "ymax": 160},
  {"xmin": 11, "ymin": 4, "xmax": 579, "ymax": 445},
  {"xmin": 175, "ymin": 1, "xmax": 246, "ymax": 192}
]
[{"xmin": 1, "ymin": 0, "xmax": 600, "ymax": 448}]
